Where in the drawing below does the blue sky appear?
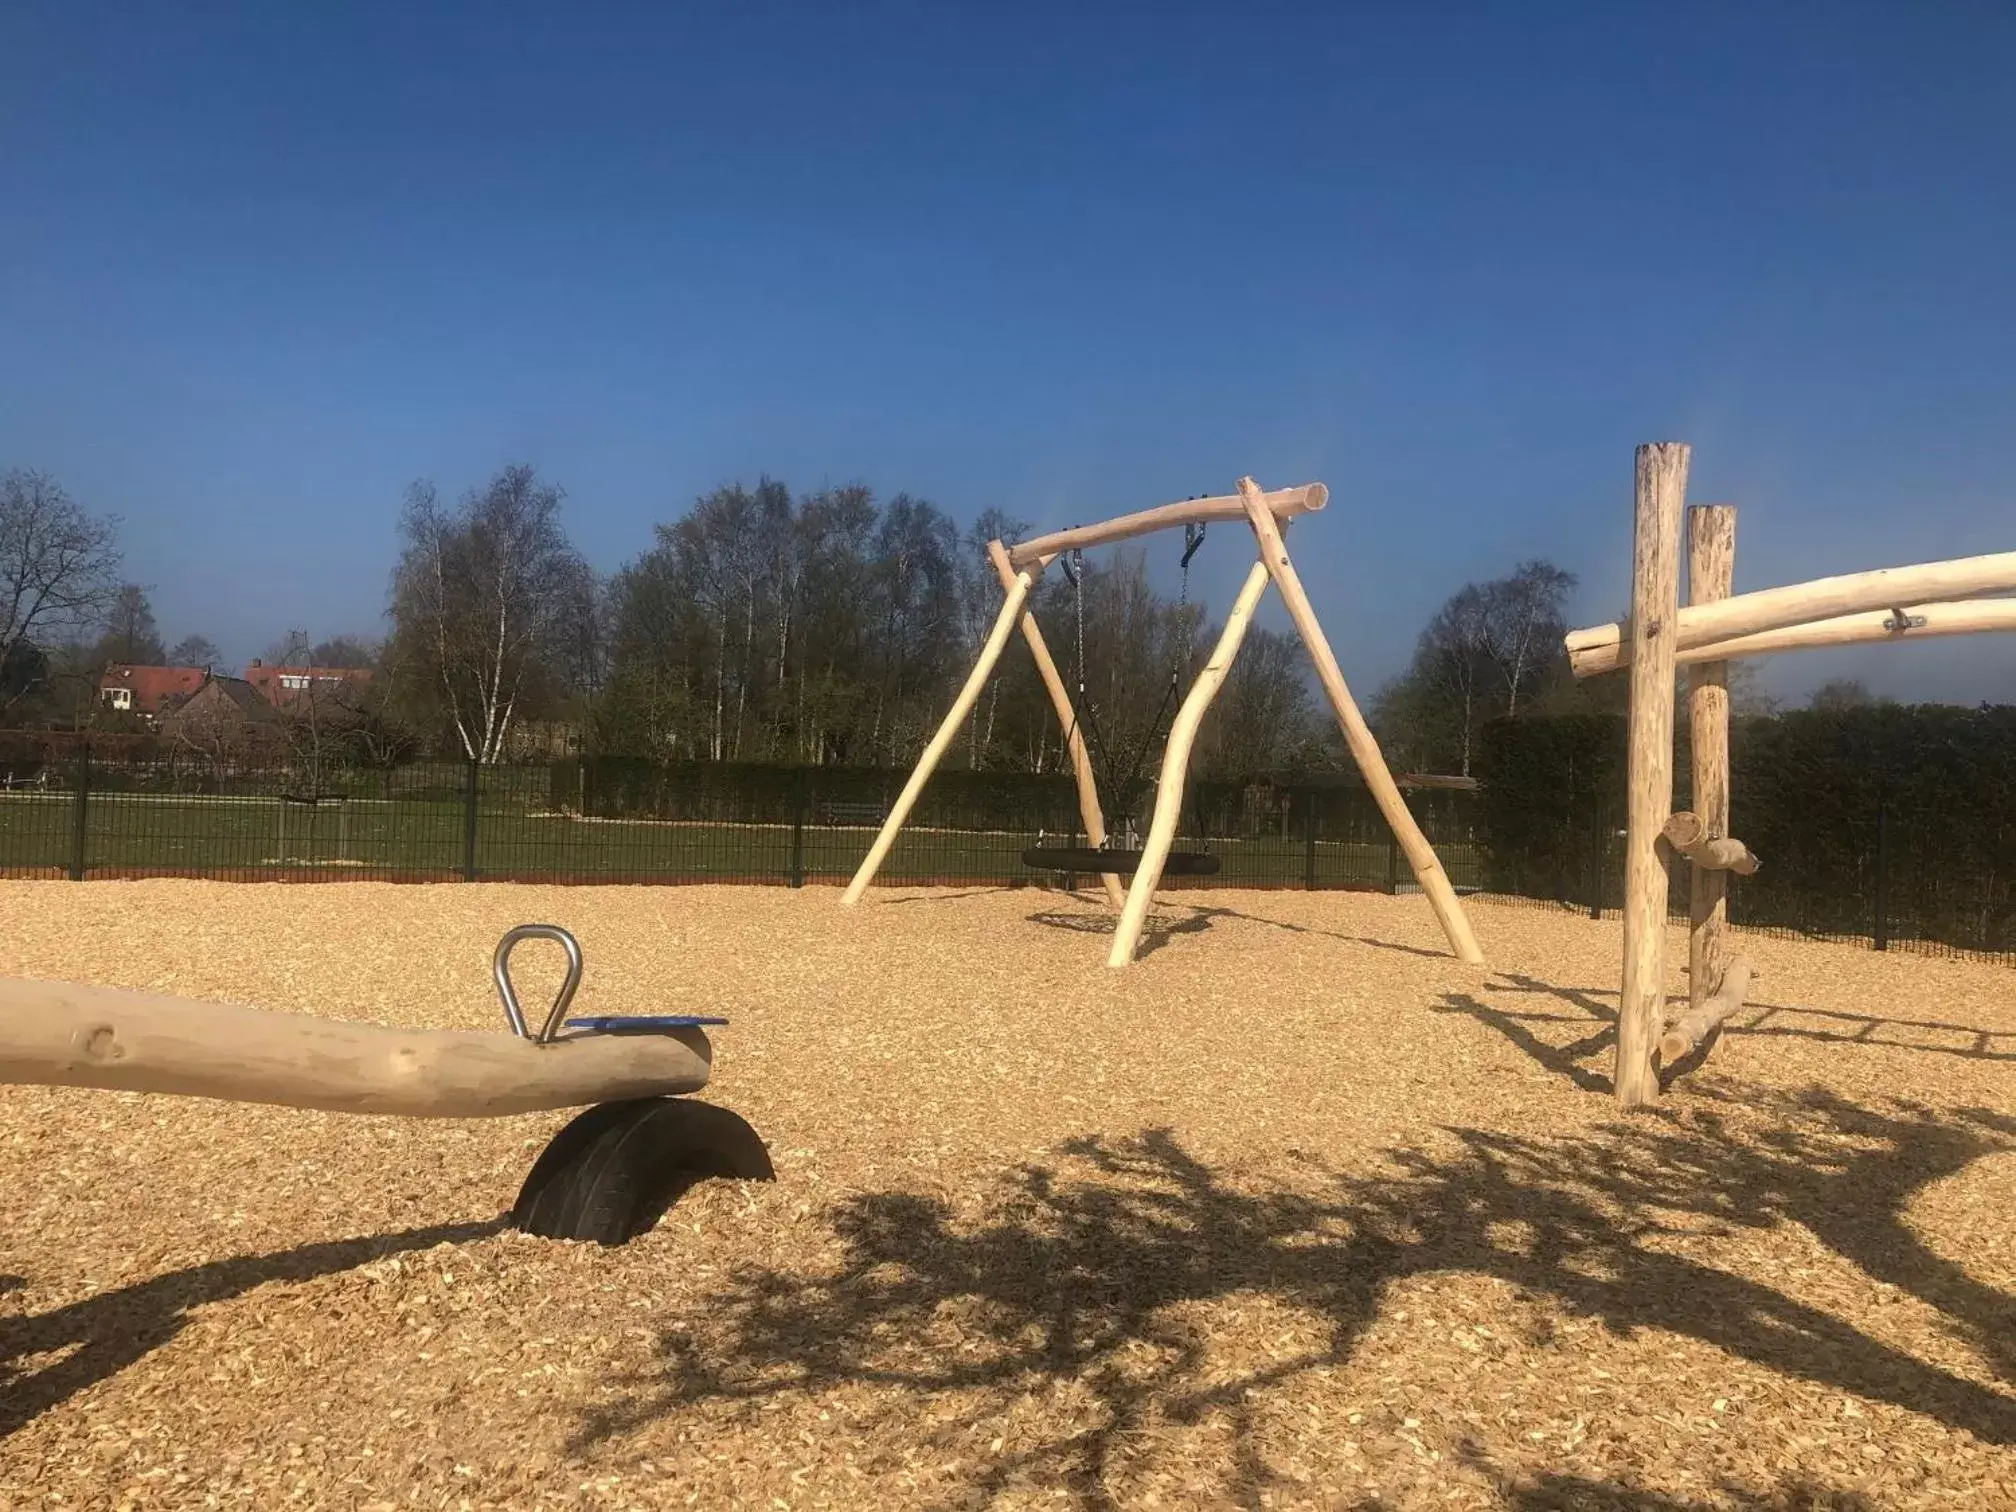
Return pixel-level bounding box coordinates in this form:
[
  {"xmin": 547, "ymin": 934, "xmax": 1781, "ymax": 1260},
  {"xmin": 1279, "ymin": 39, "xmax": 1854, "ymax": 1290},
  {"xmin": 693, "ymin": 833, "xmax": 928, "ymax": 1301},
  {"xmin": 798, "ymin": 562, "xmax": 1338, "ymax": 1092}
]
[{"xmin": 3, "ymin": 3, "xmax": 2011, "ymax": 702}]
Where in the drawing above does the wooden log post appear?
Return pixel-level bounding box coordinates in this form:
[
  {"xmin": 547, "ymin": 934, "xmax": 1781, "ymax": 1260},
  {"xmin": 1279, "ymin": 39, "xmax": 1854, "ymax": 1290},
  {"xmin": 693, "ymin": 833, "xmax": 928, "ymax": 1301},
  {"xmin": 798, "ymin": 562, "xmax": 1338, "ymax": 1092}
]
[
  {"xmin": 1564, "ymin": 549, "xmax": 2016, "ymax": 677},
  {"xmin": 0, "ymin": 976, "xmax": 713, "ymax": 1117},
  {"xmin": 1236, "ymin": 478, "xmax": 1485, "ymax": 966},
  {"xmin": 1660, "ymin": 955, "xmax": 1755, "ymax": 1065},
  {"xmin": 987, "ymin": 539, "xmax": 1124, "ymax": 910},
  {"xmin": 1672, "ymin": 597, "xmax": 2016, "ymax": 664},
  {"xmin": 1662, "ymin": 811, "xmax": 1758, "ymax": 875},
  {"xmin": 1616, "ymin": 443, "xmax": 1689, "ymax": 1108},
  {"xmin": 840, "ymin": 566, "xmax": 1038, "ymax": 905},
  {"xmin": 1108, "ymin": 554, "xmax": 1275, "ymax": 968},
  {"xmin": 1686, "ymin": 504, "xmax": 1737, "ymax": 1035}
]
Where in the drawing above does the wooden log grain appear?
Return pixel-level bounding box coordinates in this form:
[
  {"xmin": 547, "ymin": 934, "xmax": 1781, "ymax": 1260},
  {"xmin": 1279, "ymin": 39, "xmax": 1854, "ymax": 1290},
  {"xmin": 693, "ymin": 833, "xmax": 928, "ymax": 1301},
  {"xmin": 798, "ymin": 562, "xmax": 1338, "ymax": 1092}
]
[
  {"xmin": 1687, "ymin": 505, "xmax": 1736, "ymax": 1022},
  {"xmin": 1108, "ymin": 554, "xmax": 1274, "ymax": 967},
  {"xmin": 1006, "ymin": 483, "xmax": 1327, "ymax": 569},
  {"xmin": 987, "ymin": 539, "xmax": 1124, "ymax": 909},
  {"xmin": 1660, "ymin": 955, "xmax": 1755, "ymax": 1065},
  {"xmin": 1236, "ymin": 478, "xmax": 1485, "ymax": 966},
  {"xmin": 0, "ymin": 976, "xmax": 712, "ymax": 1117},
  {"xmin": 1565, "ymin": 550, "xmax": 2016, "ymax": 677},
  {"xmin": 842, "ymin": 564, "xmax": 1037, "ymax": 905},
  {"xmin": 1665, "ymin": 597, "xmax": 2016, "ymax": 667},
  {"xmin": 1617, "ymin": 443, "xmax": 1688, "ymax": 1108},
  {"xmin": 1662, "ymin": 810, "xmax": 1759, "ymax": 875}
]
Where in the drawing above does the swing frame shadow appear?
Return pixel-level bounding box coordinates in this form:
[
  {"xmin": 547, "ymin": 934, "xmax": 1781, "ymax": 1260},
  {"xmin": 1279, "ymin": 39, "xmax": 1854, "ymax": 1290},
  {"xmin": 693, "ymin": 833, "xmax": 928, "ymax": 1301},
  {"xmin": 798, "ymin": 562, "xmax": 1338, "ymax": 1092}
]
[{"xmin": 839, "ymin": 476, "xmax": 1486, "ymax": 969}]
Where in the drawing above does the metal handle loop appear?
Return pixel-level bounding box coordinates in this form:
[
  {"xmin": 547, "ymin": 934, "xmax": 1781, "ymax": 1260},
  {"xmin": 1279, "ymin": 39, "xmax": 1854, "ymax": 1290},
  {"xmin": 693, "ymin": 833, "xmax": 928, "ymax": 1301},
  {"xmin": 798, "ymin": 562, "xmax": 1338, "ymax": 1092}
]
[{"xmin": 493, "ymin": 924, "xmax": 584, "ymax": 1044}]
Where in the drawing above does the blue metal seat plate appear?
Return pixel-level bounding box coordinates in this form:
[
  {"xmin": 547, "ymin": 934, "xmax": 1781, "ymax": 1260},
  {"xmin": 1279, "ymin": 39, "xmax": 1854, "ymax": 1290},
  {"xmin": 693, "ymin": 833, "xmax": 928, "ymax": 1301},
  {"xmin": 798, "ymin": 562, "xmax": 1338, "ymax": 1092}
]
[{"xmin": 564, "ymin": 1015, "xmax": 729, "ymax": 1033}]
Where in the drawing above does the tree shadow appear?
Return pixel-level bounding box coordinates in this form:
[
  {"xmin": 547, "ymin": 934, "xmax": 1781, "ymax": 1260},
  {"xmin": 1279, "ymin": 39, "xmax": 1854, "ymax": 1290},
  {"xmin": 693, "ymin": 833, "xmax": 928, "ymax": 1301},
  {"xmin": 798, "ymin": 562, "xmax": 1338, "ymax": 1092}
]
[
  {"xmin": 1026, "ymin": 904, "xmax": 1222, "ymax": 959},
  {"xmin": 576, "ymin": 1088, "xmax": 2015, "ymax": 1507},
  {"xmin": 1485, "ymin": 1469, "xmax": 1878, "ymax": 1510},
  {"xmin": 881, "ymin": 887, "xmax": 1025, "ymax": 904},
  {"xmin": 1433, "ymin": 988, "xmax": 1618, "ymax": 1096},
  {"xmin": 0, "ymin": 1217, "xmax": 503, "ymax": 1438},
  {"xmin": 1194, "ymin": 903, "xmax": 1454, "ymax": 959},
  {"xmin": 1470, "ymin": 975, "xmax": 2016, "ymax": 1083}
]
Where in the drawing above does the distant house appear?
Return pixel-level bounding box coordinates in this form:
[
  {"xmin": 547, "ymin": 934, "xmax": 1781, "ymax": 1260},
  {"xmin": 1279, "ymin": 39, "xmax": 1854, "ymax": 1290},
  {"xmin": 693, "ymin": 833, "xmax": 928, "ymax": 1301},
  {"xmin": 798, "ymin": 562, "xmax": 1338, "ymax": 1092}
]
[
  {"xmin": 99, "ymin": 665, "xmax": 209, "ymax": 720},
  {"xmin": 157, "ymin": 675, "xmax": 279, "ymax": 751},
  {"xmin": 500, "ymin": 719, "xmax": 585, "ymax": 760},
  {"xmin": 159, "ymin": 675, "xmax": 275, "ymax": 728},
  {"xmin": 241, "ymin": 659, "xmax": 373, "ymax": 709}
]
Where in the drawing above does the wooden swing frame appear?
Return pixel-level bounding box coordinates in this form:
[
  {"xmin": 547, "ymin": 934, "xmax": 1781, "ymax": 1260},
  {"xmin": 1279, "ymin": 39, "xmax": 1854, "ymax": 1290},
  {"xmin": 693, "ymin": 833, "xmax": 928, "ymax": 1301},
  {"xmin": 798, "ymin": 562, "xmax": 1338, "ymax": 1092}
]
[
  {"xmin": 1566, "ymin": 443, "xmax": 2016, "ymax": 1107},
  {"xmin": 840, "ymin": 477, "xmax": 1486, "ymax": 969}
]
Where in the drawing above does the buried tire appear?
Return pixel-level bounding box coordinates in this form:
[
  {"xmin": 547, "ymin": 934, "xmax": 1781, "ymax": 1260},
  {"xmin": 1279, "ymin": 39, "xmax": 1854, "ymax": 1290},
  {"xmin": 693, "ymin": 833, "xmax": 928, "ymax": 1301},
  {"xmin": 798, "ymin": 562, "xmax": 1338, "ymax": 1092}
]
[{"xmin": 510, "ymin": 1097, "xmax": 774, "ymax": 1246}]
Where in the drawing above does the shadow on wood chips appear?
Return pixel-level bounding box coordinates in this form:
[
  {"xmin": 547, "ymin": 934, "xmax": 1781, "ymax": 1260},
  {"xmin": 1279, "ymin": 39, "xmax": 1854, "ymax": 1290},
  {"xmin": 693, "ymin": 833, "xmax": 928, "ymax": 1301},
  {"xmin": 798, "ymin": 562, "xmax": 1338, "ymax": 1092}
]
[
  {"xmin": 0, "ymin": 1220, "xmax": 504, "ymax": 1438},
  {"xmin": 1436, "ymin": 973, "xmax": 2016, "ymax": 1100},
  {"xmin": 559, "ymin": 1085, "xmax": 2014, "ymax": 1509}
]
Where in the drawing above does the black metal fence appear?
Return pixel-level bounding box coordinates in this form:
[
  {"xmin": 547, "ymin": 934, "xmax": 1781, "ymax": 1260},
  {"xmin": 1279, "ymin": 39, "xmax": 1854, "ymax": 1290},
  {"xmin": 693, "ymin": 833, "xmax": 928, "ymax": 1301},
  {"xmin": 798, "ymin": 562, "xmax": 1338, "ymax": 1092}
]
[
  {"xmin": 0, "ymin": 748, "xmax": 1479, "ymax": 894},
  {"xmin": 4, "ymin": 742, "xmax": 2008, "ymax": 967},
  {"xmin": 1476, "ymin": 710, "xmax": 2016, "ymax": 966}
]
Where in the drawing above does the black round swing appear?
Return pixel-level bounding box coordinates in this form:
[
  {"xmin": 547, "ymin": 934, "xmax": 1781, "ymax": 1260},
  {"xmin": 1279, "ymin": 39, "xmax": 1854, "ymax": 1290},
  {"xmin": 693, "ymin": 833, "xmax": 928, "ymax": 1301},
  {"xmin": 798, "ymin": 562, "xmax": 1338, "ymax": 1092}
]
[
  {"xmin": 1024, "ymin": 521, "xmax": 1218, "ymax": 881},
  {"xmin": 1019, "ymin": 845, "xmax": 1221, "ymax": 877}
]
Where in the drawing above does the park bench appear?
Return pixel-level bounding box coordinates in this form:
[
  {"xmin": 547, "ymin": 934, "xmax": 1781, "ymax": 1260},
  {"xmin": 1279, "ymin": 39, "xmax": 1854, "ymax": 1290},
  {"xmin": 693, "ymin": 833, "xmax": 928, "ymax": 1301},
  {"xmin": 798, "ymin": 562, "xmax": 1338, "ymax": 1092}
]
[{"xmin": 818, "ymin": 800, "xmax": 887, "ymax": 826}]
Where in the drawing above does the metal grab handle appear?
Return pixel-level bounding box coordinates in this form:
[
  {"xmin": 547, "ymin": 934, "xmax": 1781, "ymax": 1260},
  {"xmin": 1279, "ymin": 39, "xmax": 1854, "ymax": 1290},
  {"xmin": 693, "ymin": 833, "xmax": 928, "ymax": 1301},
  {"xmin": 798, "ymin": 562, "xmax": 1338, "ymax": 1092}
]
[{"xmin": 493, "ymin": 924, "xmax": 584, "ymax": 1044}]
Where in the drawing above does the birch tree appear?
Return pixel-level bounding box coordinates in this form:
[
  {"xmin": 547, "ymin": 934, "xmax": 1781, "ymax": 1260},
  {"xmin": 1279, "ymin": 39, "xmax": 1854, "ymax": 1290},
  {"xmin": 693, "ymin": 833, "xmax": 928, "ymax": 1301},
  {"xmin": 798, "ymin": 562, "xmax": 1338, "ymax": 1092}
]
[{"xmin": 389, "ymin": 465, "xmax": 592, "ymax": 763}]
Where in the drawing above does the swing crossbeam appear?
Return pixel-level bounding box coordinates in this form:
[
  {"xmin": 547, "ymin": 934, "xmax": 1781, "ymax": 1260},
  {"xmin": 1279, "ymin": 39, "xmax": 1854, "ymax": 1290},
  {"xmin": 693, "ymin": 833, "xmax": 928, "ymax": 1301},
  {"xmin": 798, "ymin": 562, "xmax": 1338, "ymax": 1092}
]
[{"xmin": 840, "ymin": 476, "xmax": 1486, "ymax": 970}]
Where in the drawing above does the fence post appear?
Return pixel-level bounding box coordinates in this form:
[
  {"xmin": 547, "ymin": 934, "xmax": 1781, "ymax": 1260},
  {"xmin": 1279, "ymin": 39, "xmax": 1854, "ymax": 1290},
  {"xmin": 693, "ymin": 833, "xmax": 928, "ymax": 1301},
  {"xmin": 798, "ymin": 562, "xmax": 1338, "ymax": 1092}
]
[
  {"xmin": 1302, "ymin": 788, "xmax": 1318, "ymax": 890},
  {"xmin": 1385, "ymin": 792, "xmax": 1402, "ymax": 894},
  {"xmin": 789, "ymin": 775, "xmax": 807, "ymax": 888},
  {"xmin": 462, "ymin": 758, "xmax": 481, "ymax": 882},
  {"xmin": 69, "ymin": 745, "xmax": 91, "ymax": 881},
  {"xmin": 1588, "ymin": 801, "xmax": 1605, "ymax": 921},
  {"xmin": 1872, "ymin": 787, "xmax": 1889, "ymax": 952}
]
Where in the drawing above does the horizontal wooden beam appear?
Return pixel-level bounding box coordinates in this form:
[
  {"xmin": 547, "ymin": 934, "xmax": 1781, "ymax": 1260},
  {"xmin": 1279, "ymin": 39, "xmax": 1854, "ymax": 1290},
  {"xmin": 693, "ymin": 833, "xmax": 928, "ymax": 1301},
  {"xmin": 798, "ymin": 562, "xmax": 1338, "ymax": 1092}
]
[
  {"xmin": 1565, "ymin": 550, "xmax": 2016, "ymax": 677},
  {"xmin": 1662, "ymin": 811, "xmax": 1759, "ymax": 874},
  {"xmin": 1660, "ymin": 596, "xmax": 2016, "ymax": 669},
  {"xmin": 1660, "ymin": 955, "xmax": 1754, "ymax": 1065},
  {"xmin": 1006, "ymin": 483, "xmax": 1328, "ymax": 569},
  {"xmin": 0, "ymin": 976, "xmax": 712, "ymax": 1117}
]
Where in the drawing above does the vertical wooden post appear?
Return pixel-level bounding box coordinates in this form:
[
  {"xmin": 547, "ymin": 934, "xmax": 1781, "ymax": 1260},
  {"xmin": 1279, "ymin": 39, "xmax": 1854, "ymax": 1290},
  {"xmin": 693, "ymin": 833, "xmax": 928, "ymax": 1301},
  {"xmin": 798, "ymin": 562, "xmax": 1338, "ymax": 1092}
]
[
  {"xmin": 1616, "ymin": 443, "xmax": 1689, "ymax": 1108},
  {"xmin": 1303, "ymin": 788, "xmax": 1319, "ymax": 891},
  {"xmin": 841, "ymin": 567, "xmax": 1037, "ymax": 905},
  {"xmin": 1236, "ymin": 478, "xmax": 1485, "ymax": 966},
  {"xmin": 986, "ymin": 540, "xmax": 1124, "ymax": 909},
  {"xmin": 1686, "ymin": 505, "xmax": 1736, "ymax": 1028},
  {"xmin": 1108, "ymin": 556, "xmax": 1273, "ymax": 967}
]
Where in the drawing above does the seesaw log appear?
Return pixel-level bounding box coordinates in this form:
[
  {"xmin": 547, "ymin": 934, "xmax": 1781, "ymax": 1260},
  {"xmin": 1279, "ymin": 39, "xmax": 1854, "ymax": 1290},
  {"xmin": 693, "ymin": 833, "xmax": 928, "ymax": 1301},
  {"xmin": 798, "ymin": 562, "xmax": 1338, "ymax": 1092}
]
[{"xmin": 0, "ymin": 976, "xmax": 712, "ymax": 1117}]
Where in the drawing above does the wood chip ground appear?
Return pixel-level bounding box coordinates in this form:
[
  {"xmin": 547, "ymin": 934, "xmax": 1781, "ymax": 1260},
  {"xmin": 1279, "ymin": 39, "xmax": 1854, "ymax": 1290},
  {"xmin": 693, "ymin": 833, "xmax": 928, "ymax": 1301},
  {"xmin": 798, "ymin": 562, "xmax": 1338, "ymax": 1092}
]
[{"xmin": 2, "ymin": 881, "xmax": 2012, "ymax": 1510}]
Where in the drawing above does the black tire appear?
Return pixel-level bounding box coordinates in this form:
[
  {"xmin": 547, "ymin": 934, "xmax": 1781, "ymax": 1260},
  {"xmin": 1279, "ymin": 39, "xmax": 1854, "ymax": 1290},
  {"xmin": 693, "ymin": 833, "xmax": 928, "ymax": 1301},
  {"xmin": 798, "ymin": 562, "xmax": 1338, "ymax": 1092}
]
[{"xmin": 510, "ymin": 1098, "xmax": 773, "ymax": 1246}]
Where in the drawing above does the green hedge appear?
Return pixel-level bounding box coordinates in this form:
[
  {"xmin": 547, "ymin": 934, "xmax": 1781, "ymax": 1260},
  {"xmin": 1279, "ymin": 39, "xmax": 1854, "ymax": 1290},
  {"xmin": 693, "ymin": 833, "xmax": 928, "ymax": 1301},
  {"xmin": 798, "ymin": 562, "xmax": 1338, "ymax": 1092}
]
[{"xmin": 1476, "ymin": 706, "xmax": 2016, "ymax": 954}]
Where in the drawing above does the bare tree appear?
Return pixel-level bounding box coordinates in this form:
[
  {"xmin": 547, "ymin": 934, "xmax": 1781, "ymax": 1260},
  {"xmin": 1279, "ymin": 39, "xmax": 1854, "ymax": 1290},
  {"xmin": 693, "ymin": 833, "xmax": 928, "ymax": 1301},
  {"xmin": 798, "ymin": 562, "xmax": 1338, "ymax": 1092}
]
[
  {"xmin": 1483, "ymin": 560, "xmax": 1576, "ymax": 717},
  {"xmin": 388, "ymin": 465, "xmax": 593, "ymax": 763},
  {"xmin": 168, "ymin": 634, "xmax": 224, "ymax": 671},
  {"xmin": 1373, "ymin": 559, "xmax": 1579, "ymax": 776},
  {"xmin": 94, "ymin": 583, "xmax": 166, "ymax": 666},
  {"xmin": 0, "ymin": 469, "xmax": 123, "ymax": 711}
]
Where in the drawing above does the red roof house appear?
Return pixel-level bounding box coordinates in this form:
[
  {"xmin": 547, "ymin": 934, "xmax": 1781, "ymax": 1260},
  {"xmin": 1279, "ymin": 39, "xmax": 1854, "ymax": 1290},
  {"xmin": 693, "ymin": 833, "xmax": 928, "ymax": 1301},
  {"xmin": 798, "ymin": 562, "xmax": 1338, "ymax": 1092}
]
[
  {"xmin": 99, "ymin": 665, "xmax": 209, "ymax": 717},
  {"xmin": 241, "ymin": 659, "xmax": 373, "ymax": 708}
]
